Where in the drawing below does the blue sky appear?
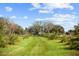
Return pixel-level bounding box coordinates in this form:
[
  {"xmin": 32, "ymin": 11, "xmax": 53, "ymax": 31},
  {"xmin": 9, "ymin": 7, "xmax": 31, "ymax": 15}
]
[{"xmin": 0, "ymin": 3, "xmax": 79, "ymax": 31}]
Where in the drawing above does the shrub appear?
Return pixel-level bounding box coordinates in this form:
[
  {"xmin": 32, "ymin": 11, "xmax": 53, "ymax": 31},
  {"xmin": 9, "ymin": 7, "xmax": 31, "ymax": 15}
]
[
  {"xmin": 23, "ymin": 33, "xmax": 31, "ymax": 39},
  {"xmin": 59, "ymin": 35, "xmax": 70, "ymax": 43},
  {"xmin": 0, "ymin": 33, "xmax": 19, "ymax": 47},
  {"xmin": 0, "ymin": 34, "xmax": 8, "ymax": 47},
  {"xmin": 48, "ymin": 33, "xmax": 56, "ymax": 40},
  {"xmin": 8, "ymin": 34, "xmax": 18, "ymax": 45},
  {"xmin": 69, "ymin": 37, "xmax": 79, "ymax": 50}
]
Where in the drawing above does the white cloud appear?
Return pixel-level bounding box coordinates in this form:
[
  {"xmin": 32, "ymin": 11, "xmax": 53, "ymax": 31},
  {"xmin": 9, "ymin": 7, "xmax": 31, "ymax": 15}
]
[
  {"xmin": 0, "ymin": 15, "xmax": 3, "ymax": 17},
  {"xmin": 35, "ymin": 14, "xmax": 76, "ymax": 22},
  {"xmin": 5, "ymin": 6, "xmax": 13, "ymax": 12},
  {"xmin": 35, "ymin": 18, "xmax": 44, "ymax": 21},
  {"xmin": 10, "ymin": 16, "xmax": 28, "ymax": 19},
  {"xmin": 32, "ymin": 3, "xmax": 41, "ymax": 8},
  {"xmin": 35, "ymin": 13, "xmax": 78, "ymax": 31},
  {"xmin": 10, "ymin": 16, "xmax": 16, "ymax": 19},
  {"xmin": 23, "ymin": 16, "xmax": 28, "ymax": 19},
  {"xmin": 44, "ymin": 3, "xmax": 74, "ymax": 10},
  {"xmin": 30, "ymin": 3, "xmax": 74, "ymax": 13},
  {"xmin": 39, "ymin": 10, "xmax": 51, "ymax": 13},
  {"xmin": 52, "ymin": 14, "xmax": 77, "ymax": 22},
  {"xmin": 30, "ymin": 3, "xmax": 41, "ymax": 10}
]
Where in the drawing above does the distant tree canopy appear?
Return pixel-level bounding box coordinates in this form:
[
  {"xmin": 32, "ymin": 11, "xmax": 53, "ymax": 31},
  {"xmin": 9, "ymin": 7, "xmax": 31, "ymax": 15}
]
[
  {"xmin": 27, "ymin": 21, "xmax": 41, "ymax": 35},
  {"xmin": 27, "ymin": 21, "xmax": 64, "ymax": 35}
]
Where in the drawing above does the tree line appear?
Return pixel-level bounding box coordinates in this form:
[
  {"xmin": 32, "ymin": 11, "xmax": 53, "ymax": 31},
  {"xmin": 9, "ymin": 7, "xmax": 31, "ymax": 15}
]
[{"xmin": 0, "ymin": 17, "xmax": 79, "ymax": 50}]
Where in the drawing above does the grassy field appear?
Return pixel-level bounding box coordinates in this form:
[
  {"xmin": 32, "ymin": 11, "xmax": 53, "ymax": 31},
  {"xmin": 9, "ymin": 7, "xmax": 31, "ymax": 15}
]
[{"xmin": 0, "ymin": 36, "xmax": 79, "ymax": 56}]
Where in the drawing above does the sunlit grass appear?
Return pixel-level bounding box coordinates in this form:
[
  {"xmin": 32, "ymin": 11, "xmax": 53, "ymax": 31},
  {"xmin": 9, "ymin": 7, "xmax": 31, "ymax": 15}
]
[{"xmin": 0, "ymin": 36, "xmax": 79, "ymax": 56}]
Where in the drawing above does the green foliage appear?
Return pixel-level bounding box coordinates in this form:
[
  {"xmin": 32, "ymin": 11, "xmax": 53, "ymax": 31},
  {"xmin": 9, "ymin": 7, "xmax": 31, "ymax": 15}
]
[
  {"xmin": 48, "ymin": 33, "xmax": 56, "ymax": 40},
  {"xmin": 0, "ymin": 34, "xmax": 5, "ymax": 47},
  {"xmin": 39, "ymin": 33, "xmax": 48, "ymax": 37},
  {"xmin": 0, "ymin": 34, "xmax": 9, "ymax": 47},
  {"xmin": 23, "ymin": 33, "xmax": 31, "ymax": 39},
  {"xmin": 0, "ymin": 17, "xmax": 24, "ymax": 48},
  {"xmin": 8, "ymin": 34, "xmax": 18, "ymax": 45},
  {"xmin": 0, "ymin": 34, "xmax": 18, "ymax": 47},
  {"xmin": 1, "ymin": 36, "xmax": 79, "ymax": 56},
  {"xmin": 68, "ymin": 36, "xmax": 79, "ymax": 50},
  {"xmin": 27, "ymin": 21, "xmax": 64, "ymax": 35},
  {"xmin": 65, "ymin": 23, "xmax": 79, "ymax": 50},
  {"xmin": 59, "ymin": 35, "xmax": 70, "ymax": 43},
  {"xmin": 1, "ymin": 17, "xmax": 79, "ymax": 56}
]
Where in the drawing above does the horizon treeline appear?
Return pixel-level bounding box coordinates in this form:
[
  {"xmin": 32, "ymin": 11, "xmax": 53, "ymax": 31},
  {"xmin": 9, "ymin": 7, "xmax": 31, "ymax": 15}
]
[{"xmin": 0, "ymin": 17, "xmax": 79, "ymax": 50}]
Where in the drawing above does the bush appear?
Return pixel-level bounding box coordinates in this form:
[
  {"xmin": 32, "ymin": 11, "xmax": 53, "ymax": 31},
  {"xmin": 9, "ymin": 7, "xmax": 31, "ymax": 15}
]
[
  {"xmin": 69, "ymin": 37, "xmax": 79, "ymax": 50},
  {"xmin": 38, "ymin": 33, "xmax": 48, "ymax": 38},
  {"xmin": 22, "ymin": 32, "xmax": 32, "ymax": 40},
  {"xmin": 48, "ymin": 33, "xmax": 56, "ymax": 40},
  {"xmin": 8, "ymin": 34, "xmax": 18, "ymax": 45},
  {"xmin": 0, "ymin": 33, "xmax": 18, "ymax": 48},
  {"xmin": 59, "ymin": 35, "xmax": 70, "ymax": 43},
  {"xmin": 0, "ymin": 34, "xmax": 8, "ymax": 47},
  {"xmin": 0, "ymin": 39, "xmax": 6, "ymax": 48}
]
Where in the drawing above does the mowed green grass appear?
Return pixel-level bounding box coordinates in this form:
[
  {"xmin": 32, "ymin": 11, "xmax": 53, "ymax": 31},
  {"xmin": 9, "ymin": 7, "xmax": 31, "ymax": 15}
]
[{"xmin": 0, "ymin": 36, "xmax": 79, "ymax": 56}]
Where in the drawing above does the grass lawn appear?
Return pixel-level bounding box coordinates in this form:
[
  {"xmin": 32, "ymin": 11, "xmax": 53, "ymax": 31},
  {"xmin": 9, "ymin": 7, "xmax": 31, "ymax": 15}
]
[{"xmin": 0, "ymin": 36, "xmax": 79, "ymax": 56}]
